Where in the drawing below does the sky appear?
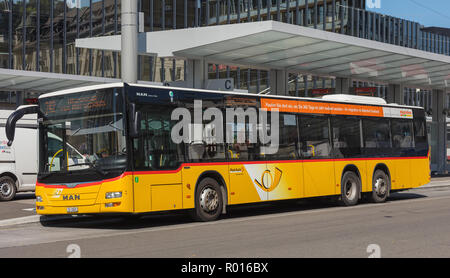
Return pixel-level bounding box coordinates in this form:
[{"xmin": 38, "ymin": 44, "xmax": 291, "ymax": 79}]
[{"xmin": 366, "ymin": 0, "xmax": 450, "ymax": 28}]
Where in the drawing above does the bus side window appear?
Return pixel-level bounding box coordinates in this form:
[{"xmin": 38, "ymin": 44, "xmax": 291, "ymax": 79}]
[
  {"xmin": 226, "ymin": 122, "xmax": 261, "ymax": 161},
  {"xmin": 391, "ymin": 119, "xmax": 414, "ymax": 149},
  {"xmin": 265, "ymin": 113, "xmax": 299, "ymax": 160},
  {"xmin": 363, "ymin": 119, "xmax": 391, "ymax": 148},
  {"xmin": 299, "ymin": 115, "xmax": 331, "ymax": 159},
  {"xmin": 330, "ymin": 116, "xmax": 362, "ymax": 159},
  {"xmin": 133, "ymin": 106, "xmax": 184, "ymax": 171},
  {"xmin": 413, "ymin": 118, "xmax": 428, "ymax": 155},
  {"xmin": 182, "ymin": 95, "xmax": 227, "ymax": 162}
]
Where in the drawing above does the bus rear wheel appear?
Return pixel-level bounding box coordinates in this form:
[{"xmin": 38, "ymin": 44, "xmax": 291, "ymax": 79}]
[
  {"xmin": 0, "ymin": 176, "xmax": 16, "ymax": 201},
  {"xmin": 340, "ymin": 171, "xmax": 360, "ymax": 206},
  {"xmin": 369, "ymin": 170, "xmax": 390, "ymax": 203},
  {"xmin": 192, "ymin": 178, "xmax": 223, "ymax": 222}
]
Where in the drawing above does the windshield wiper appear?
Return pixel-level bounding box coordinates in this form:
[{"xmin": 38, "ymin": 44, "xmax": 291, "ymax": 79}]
[
  {"xmin": 68, "ymin": 162, "xmax": 108, "ymax": 176},
  {"xmin": 39, "ymin": 162, "xmax": 107, "ymax": 179},
  {"xmin": 108, "ymin": 121, "xmax": 123, "ymax": 132},
  {"xmin": 71, "ymin": 127, "xmax": 82, "ymax": 136}
]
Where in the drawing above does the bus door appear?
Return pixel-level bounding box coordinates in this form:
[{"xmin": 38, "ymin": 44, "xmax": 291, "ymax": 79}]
[
  {"xmin": 299, "ymin": 115, "xmax": 336, "ymax": 198},
  {"xmin": 131, "ymin": 101, "xmax": 183, "ymax": 213},
  {"xmin": 225, "ymin": 95, "xmax": 268, "ymax": 205},
  {"xmin": 264, "ymin": 113, "xmax": 302, "ymax": 201},
  {"xmin": 227, "ymin": 122, "xmax": 267, "ymax": 204},
  {"xmin": 330, "ymin": 116, "xmax": 366, "ymax": 194},
  {"xmin": 231, "ymin": 113, "xmax": 303, "ymax": 203},
  {"xmin": 391, "ymin": 119, "xmax": 414, "ymax": 189}
]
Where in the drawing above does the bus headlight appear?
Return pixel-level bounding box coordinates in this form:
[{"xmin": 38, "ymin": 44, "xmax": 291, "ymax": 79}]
[
  {"xmin": 36, "ymin": 196, "xmax": 43, "ymax": 202},
  {"xmin": 105, "ymin": 192, "xmax": 122, "ymax": 199}
]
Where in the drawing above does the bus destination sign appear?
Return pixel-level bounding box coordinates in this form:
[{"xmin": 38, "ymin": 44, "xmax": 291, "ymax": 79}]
[{"xmin": 40, "ymin": 91, "xmax": 112, "ymax": 116}]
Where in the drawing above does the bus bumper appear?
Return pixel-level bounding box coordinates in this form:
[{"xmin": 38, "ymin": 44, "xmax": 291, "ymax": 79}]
[{"xmin": 35, "ymin": 174, "xmax": 134, "ymax": 215}]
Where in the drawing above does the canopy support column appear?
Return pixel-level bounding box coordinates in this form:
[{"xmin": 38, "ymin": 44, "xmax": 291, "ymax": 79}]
[
  {"xmin": 335, "ymin": 77, "xmax": 351, "ymax": 94},
  {"xmin": 431, "ymin": 89, "xmax": 447, "ymax": 174},
  {"xmin": 121, "ymin": 0, "xmax": 138, "ymax": 83},
  {"xmin": 269, "ymin": 69, "xmax": 288, "ymax": 96},
  {"xmin": 186, "ymin": 59, "xmax": 208, "ymax": 89},
  {"xmin": 387, "ymin": 84, "xmax": 405, "ymax": 104}
]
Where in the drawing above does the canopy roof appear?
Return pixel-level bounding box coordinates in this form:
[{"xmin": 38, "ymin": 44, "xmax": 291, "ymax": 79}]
[
  {"xmin": 0, "ymin": 68, "xmax": 120, "ymax": 93},
  {"xmin": 77, "ymin": 20, "xmax": 450, "ymax": 89}
]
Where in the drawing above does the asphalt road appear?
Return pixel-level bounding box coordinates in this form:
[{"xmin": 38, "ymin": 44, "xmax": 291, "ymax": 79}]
[
  {"xmin": 0, "ymin": 193, "xmax": 36, "ymax": 220},
  {"xmin": 1, "ymin": 186, "xmax": 450, "ymax": 258}
]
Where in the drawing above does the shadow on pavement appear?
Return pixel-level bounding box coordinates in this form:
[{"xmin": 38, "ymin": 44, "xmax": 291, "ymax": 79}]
[{"xmin": 14, "ymin": 193, "xmax": 35, "ymax": 201}]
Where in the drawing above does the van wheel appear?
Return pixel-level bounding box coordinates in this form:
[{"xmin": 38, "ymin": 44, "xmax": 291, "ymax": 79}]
[
  {"xmin": 370, "ymin": 170, "xmax": 390, "ymax": 203},
  {"xmin": 192, "ymin": 178, "xmax": 223, "ymax": 222},
  {"xmin": 340, "ymin": 172, "xmax": 360, "ymax": 206},
  {"xmin": 0, "ymin": 176, "xmax": 17, "ymax": 201}
]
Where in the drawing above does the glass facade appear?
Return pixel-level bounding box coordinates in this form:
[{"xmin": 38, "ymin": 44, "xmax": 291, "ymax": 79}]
[{"xmin": 0, "ymin": 0, "xmax": 449, "ymax": 107}]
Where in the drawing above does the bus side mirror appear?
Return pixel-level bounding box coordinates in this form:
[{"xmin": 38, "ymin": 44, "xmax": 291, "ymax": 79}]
[
  {"xmin": 6, "ymin": 105, "xmax": 40, "ymax": 146},
  {"xmin": 128, "ymin": 103, "xmax": 141, "ymax": 138}
]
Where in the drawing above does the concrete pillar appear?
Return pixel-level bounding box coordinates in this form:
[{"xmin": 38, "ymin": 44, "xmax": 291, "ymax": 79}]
[
  {"xmin": 335, "ymin": 77, "xmax": 351, "ymax": 94},
  {"xmin": 386, "ymin": 84, "xmax": 405, "ymax": 104},
  {"xmin": 269, "ymin": 69, "xmax": 288, "ymax": 95},
  {"xmin": 15, "ymin": 92, "xmax": 23, "ymax": 108},
  {"xmin": 186, "ymin": 59, "xmax": 208, "ymax": 89},
  {"xmin": 121, "ymin": 0, "xmax": 138, "ymax": 83},
  {"xmin": 431, "ymin": 89, "xmax": 447, "ymax": 174}
]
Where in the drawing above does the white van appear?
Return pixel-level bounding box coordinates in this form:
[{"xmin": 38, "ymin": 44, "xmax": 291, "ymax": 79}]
[{"xmin": 0, "ymin": 109, "xmax": 38, "ymax": 201}]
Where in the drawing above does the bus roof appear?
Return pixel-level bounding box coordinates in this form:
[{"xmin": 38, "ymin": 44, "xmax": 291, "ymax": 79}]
[
  {"xmin": 39, "ymin": 82, "xmax": 124, "ymax": 99},
  {"xmin": 38, "ymin": 82, "xmax": 424, "ymax": 110}
]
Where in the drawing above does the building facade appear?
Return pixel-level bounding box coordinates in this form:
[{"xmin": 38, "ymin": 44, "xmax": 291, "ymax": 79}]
[{"xmin": 0, "ymin": 0, "xmax": 449, "ymax": 109}]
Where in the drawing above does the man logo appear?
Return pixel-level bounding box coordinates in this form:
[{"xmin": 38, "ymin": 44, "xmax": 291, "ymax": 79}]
[
  {"xmin": 366, "ymin": 0, "xmax": 381, "ymax": 9},
  {"xmin": 254, "ymin": 168, "xmax": 283, "ymax": 192},
  {"xmin": 63, "ymin": 195, "xmax": 81, "ymax": 201}
]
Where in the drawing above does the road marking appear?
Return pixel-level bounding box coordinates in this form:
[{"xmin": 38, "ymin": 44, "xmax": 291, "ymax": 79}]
[{"xmin": 22, "ymin": 208, "xmax": 36, "ymax": 212}]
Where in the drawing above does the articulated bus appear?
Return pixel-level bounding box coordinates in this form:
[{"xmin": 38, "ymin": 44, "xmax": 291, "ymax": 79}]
[{"xmin": 5, "ymin": 83, "xmax": 430, "ymax": 221}]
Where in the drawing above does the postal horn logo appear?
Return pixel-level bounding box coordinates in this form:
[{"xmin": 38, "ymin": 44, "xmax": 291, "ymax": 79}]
[{"xmin": 254, "ymin": 168, "xmax": 283, "ymax": 192}]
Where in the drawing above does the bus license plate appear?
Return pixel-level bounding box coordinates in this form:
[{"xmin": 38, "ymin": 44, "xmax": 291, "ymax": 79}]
[{"xmin": 67, "ymin": 207, "xmax": 78, "ymax": 213}]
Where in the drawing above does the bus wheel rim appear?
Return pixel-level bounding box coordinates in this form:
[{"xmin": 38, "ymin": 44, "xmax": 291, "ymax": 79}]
[
  {"xmin": 374, "ymin": 178, "xmax": 387, "ymax": 196},
  {"xmin": 199, "ymin": 187, "xmax": 219, "ymax": 213},
  {"xmin": 345, "ymin": 180, "xmax": 356, "ymax": 200}
]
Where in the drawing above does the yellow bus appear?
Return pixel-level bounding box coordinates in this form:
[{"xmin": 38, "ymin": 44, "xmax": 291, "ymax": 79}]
[{"xmin": 6, "ymin": 83, "xmax": 430, "ymax": 221}]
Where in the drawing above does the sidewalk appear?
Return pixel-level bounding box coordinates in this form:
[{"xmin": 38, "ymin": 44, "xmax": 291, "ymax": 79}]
[{"xmin": 420, "ymin": 177, "xmax": 450, "ymax": 189}]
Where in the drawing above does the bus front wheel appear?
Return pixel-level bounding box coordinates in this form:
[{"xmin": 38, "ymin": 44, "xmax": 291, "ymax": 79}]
[
  {"xmin": 340, "ymin": 171, "xmax": 361, "ymax": 206},
  {"xmin": 192, "ymin": 178, "xmax": 223, "ymax": 222}
]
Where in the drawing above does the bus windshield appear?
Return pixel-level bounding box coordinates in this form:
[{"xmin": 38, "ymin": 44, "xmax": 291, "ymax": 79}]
[{"xmin": 38, "ymin": 87, "xmax": 126, "ymax": 180}]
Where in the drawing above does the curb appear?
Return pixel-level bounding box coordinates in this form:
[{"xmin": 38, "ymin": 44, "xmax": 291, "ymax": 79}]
[
  {"xmin": 0, "ymin": 215, "xmax": 83, "ymax": 228},
  {"xmin": 0, "ymin": 215, "xmax": 41, "ymax": 227},
  {"xmin": 416, "ymin": 184, "xmax": 450, "ymax": 190}
]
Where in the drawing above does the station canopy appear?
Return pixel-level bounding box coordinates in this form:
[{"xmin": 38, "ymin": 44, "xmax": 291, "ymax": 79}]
[
  {"xmin": 77, "ymin": 20, "xmax": 450, "ymax": 90},
  {"xmin": 0, "ymin": 69, "xmax": 159, "ymax": 93},
  {"xmin": 0, "ymin": 68, "xmax": 120, "ymax": 93}
]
